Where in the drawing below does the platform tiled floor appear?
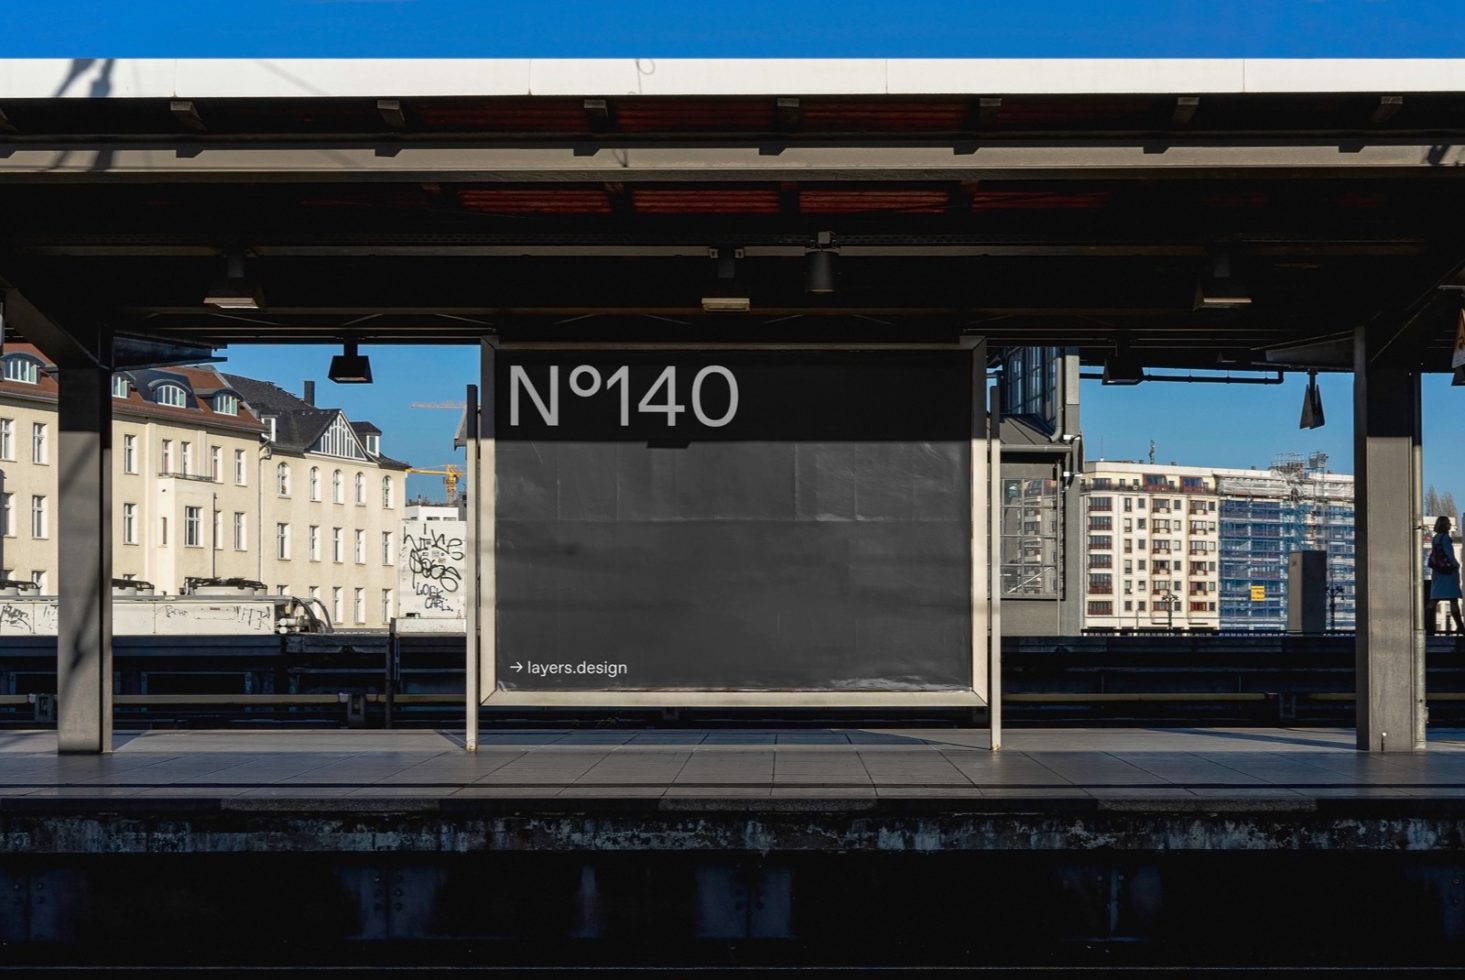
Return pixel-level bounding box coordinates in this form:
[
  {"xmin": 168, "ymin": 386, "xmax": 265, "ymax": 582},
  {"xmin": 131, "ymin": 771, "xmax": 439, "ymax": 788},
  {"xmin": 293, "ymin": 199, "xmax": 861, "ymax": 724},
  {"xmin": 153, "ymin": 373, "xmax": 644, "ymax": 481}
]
[{"xmin": 4, "ymin": 727, "xmax": 1465, "ymax": 800}]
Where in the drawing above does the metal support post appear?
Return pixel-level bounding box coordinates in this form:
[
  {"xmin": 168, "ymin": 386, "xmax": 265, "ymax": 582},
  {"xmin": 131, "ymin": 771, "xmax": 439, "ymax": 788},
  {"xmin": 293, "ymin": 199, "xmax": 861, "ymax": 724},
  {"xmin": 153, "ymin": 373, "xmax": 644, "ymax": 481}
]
[
  {"xmin": 465, "ymin": 343, "xmax": 494, "ymax": 752},
  {"xmin": 1353, "ymin": 326, "xmax": 1425, "ymax": 752},
  {"xmin": 988, "ymin": 379, "xmax": 1003, "ymax": 751},
  {"xmin": 56, "ymin": 364, "xmax": 113, "ymax": 753}
]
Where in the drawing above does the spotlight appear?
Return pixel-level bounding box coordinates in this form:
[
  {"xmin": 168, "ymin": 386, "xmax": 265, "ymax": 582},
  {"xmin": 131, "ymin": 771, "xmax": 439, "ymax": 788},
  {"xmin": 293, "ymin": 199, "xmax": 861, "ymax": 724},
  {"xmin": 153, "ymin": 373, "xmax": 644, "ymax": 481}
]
[
  {"xmin": 805, "ymin": 231, "xmax": 837, "ymax": 294},
  {"xmin": 712, "ymin": 246, "xmax": 742, "ymax": 281},
  {"xmin": 1101, "ymin": 355, "xmax": 1145, "ymax": 385},
  {"xmin": 327, "ymin": 341, "xmax": 373, "ymax": 384},
  {"xmin": 805, "ymin": 248, "xmax": 836, "ymax": 294},
  {"xmin": 1195, "ymin": 250, "xmax": 1252, "ymax": 309},
  {"xmin": 204, "ymin": 250, "xmax": 262, "ymax": 310},
  {"xmin": 1299, "ymin": 369, "xmax": 1325, "ymax": 429}
]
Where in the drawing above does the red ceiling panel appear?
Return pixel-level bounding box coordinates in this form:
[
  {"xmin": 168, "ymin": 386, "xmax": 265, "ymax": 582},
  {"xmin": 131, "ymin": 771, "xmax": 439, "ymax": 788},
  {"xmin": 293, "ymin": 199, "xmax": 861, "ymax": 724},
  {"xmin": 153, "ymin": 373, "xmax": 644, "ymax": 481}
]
[
  {"xmin": 631, "ymin": 189, "xmax": 783, "ymax": 214},
  {"xmin": 457, "ymin": 189, "xmax": 613, "ymax": 214},
  {"xmin": 800, "ymin": 189, "xmax": 951, "ymax": 214}
]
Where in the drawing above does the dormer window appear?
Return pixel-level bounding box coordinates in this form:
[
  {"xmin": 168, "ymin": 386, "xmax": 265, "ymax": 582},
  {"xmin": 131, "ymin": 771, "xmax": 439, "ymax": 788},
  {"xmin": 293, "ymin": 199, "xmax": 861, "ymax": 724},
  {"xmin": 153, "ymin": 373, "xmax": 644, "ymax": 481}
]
[
  {"xmin": 2, "ymin": 355, "xmax": 41, "ymax": 385},
  {"xmin": 154, "ymin": 383, "xmax": 187, "ymax": 408},
  {"xmin": 213, "ymin": 392, "xmax": 239, "ymax": 416},
  {"xmin": 111, "ymin": 376, "xmax": 129, "ymax": 399},
  {"xmin": 262, "ymin": 416, "xmax": 277, "ymax": 442},
  {"xmin": 366, "ymin": 434, "xmax": 380, "ymax": 455}
]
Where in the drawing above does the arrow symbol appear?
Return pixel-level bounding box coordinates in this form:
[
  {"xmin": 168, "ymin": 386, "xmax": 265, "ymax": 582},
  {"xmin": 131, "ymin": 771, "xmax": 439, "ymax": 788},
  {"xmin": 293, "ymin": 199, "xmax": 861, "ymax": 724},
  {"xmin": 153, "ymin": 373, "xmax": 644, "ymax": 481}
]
[{"xmin": 510, "ymin": 661, "xmax": 523, "ymax": 672}]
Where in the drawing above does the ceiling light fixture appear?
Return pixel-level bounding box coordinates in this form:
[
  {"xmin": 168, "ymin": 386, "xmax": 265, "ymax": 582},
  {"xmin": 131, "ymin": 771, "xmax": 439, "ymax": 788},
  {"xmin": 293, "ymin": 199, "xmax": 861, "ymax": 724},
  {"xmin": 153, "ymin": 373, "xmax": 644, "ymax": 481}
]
[
  {"xmin": 805, "ymin": 231, "xmax": 837, "ymax": 294},
  {"xmin": 701, "ymin": 296, "xmax": 751, "ymax": 313},
  {"xmin": 327, "ymin": 340, "xmax": 373, "ymax": 384},
  {"xmin": 1195, "ymin": 250, "xmax": 1252, "ymax": 309},
  {"xmin": 204, "ymin": 250, "xmax": 262, "ymax": 310}
]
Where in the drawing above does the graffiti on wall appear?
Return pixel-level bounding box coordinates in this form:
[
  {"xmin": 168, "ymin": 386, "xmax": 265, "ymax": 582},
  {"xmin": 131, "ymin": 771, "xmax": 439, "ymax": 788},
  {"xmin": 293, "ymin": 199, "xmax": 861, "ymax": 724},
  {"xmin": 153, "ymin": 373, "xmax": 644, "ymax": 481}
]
[{"xmin": 399, "ymin": 520, "xmax": 468, "ymax": 619}]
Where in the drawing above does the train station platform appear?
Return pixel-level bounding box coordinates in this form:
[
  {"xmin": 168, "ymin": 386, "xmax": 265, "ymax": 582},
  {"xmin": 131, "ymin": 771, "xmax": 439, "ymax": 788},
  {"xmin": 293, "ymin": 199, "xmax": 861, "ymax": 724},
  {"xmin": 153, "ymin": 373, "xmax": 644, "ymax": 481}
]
[
  {"xmin": 5, "ymin": 725, "xmax": 1465, "ymax": 805},
  {"xmin": 7, "ymin": 727, "xmax": 1465, "ymax": 971}
]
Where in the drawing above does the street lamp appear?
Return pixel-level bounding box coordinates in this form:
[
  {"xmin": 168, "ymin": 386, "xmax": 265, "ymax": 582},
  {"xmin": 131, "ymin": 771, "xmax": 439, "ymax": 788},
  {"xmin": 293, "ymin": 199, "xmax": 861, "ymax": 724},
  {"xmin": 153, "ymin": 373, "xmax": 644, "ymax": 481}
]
[{"xmin": 1161, "ymin": 590, "xmax": 1178, "ymax": 631}]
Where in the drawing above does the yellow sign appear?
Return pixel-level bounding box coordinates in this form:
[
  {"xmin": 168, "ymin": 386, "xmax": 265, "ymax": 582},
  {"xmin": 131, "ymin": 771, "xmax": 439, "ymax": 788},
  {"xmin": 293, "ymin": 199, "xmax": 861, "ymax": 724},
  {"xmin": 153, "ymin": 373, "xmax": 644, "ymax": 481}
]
[{"xmin": 1250, "ymin": 585, "xmax": 1266, "ymax": 601}]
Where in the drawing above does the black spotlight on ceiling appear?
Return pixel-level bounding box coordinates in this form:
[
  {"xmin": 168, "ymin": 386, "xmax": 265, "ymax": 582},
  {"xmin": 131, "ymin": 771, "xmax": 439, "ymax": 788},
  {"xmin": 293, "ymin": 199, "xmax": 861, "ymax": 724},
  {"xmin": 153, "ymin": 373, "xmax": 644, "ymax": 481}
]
[
  {"xmin": 328, "ymin": 341, "xmax": 373, "ymax": 384},
  {"xmin": 203, "ymin": 249, "xmax": 262, "ymax": 310},
  {"xmin": 1101, "ymin": 349, "xmax": 1145, "ymax": 385},
  {"xmin": 712, "ymin": 245, "xmax": 742, "ymax": 281},
  {"xmin": 1299, "ymin": 369, "xmax": 1326, "ymax": 429},
  {"xmin": 1194, "ymin": 249, "xmax": 1252, "ymax": 309},
  {"xmin": 805, "ymin": 232, "xmax": 837, "ymax": 294}
]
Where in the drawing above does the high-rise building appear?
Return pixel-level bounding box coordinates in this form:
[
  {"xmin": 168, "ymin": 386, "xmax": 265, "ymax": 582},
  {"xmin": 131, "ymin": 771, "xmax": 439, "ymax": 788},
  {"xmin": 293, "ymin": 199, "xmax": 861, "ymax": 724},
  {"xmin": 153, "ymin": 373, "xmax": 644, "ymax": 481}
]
[{"xmin": 1081, "ymin": 455, "xmax": 1357, "ymax": 631}]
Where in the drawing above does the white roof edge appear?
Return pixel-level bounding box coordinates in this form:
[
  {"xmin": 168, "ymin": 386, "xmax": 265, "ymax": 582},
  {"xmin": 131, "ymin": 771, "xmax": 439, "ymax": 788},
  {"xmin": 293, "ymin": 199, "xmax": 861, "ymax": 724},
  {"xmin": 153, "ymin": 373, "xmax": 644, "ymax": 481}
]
[{"xmin": 0, "ymin": 58, "xmax": 1463, "ymax": 100}]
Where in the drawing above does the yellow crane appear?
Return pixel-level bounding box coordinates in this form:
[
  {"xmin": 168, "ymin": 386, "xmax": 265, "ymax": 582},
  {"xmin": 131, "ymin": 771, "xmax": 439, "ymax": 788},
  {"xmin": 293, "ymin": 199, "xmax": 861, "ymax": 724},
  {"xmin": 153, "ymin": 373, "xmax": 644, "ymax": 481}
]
[{"xmin": 407, "ymin": 464, "xmax": 462, "ymax": 505}]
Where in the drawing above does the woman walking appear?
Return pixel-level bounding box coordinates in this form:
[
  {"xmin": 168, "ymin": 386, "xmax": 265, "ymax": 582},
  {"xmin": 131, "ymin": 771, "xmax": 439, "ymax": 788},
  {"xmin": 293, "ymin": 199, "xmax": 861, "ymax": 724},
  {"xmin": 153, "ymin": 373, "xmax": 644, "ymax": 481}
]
[{"xmin": 1429, "ymin": 516, "xmax": 1465, "ymax": 635}]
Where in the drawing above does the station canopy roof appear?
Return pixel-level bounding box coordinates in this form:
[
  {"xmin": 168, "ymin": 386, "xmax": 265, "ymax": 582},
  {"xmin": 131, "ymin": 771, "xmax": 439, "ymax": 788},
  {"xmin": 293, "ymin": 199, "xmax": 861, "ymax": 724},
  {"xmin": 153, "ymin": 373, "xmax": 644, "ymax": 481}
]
[{"xmin": 3, "ymin": 58, "xmax": 1465, "ymax": 370}]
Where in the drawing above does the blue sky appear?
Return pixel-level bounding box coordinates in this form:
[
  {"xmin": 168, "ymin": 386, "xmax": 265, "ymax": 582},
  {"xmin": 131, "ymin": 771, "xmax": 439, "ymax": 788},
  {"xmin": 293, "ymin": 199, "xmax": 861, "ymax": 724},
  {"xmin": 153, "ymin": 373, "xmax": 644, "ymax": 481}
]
[
  {"xmin": 4, "ymin": 1, "xmax": 1465, "ymax": 57},
  {"xmin": 13, "ymin": 0, "xmax": 1465, "ymax": 500}
]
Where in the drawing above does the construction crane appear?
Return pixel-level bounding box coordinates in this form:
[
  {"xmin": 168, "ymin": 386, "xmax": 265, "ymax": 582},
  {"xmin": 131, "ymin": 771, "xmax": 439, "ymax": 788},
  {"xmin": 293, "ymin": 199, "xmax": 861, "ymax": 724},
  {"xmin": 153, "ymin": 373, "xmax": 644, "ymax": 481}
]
[{"xmin": 407, "ymin": 465, "xmax": 462, "ymax": 505}]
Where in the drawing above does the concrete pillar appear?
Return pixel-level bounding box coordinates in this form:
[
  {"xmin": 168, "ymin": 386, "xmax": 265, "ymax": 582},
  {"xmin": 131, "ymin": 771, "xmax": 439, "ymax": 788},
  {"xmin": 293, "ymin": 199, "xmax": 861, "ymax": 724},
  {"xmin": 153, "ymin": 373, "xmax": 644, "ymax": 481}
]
[
  {"xmin": 1353, "ymin": 327, "xmax": 1425, "ymax": 752},
  {"xmin": 56, "ymin": 365, "xmax": 113, "ymax": 753}
]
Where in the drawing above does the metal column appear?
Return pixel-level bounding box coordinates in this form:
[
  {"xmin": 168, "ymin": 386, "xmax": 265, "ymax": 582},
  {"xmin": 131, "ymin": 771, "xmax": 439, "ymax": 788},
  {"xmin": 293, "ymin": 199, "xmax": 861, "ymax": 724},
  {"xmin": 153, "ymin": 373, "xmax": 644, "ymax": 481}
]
[
  {"xmin": 1353, "ymin": 326, "xmax": 1425, "ymax": 752},
  {"xmin": 56, "ymin": 365, "xmax": 113, "ymax": 753}
]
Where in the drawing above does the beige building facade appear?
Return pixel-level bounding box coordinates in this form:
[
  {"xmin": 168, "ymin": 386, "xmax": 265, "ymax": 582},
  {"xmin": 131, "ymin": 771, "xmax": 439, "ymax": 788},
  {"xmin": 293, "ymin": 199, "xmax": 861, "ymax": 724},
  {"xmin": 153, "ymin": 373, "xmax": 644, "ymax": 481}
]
[
  {"xmin": 0, "ymin": 347, "xmax": 410, "ymax": 628},
  {"xmin": 1080, "ymin": 461, "xmax": 1222, "ymax": 631}
]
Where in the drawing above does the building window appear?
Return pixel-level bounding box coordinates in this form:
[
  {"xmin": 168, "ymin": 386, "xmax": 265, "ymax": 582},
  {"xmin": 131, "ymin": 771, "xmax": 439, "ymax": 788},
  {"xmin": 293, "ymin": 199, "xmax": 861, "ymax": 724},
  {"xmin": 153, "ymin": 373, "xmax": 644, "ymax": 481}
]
[
  {"xmin": 1089, "ymin": 573, "xmax": 1113, "ymax": 595},
  {"xmin": 381, "ymin": 531, "xmax": 393, "ymax": 565},
  {"xmin": 211, "ymin": 447, "xmax": 223, "ymax": 483},
  {"xmin": 180, "ymin": 441, "xmax": 192, "ymax": 475},
  {"xmin": 30, "ymin": 495, "xmax": 46, "ymax": 539},
  {"xmin": 366, "ymin": 434, "xmax": 380, "ymax": 455},
  {"xmin": 184, "ymin": 506, "xmax": 202, "ymax": 547},
  {"xmin": 308, "ymin": 525, "xmax": 321, "ymax": 561},
  {"xmin": 276, "ymin": 462, "xmax": 290, "ymax": 496},
  {"xmin": 1002, "ymin": 478, "xmax": 1061, "ymax": 597},
  {"xmin": 332, "ymin": 527, "xmax": 343, "ymax": 563},
  {"xmin": 122, "ymin": 503, "xmax": 137, "ymax": 545},
  {"xmin": 213, "ymin": 510, "xmax": 223, "ymax": 550},
  {"xmin": 154, "ymin": 383, "xmax": 187, "ymax": 408},
  {"xmin": 263, "ymin": 417, "xmax": 277, "ymax": 442},
  {"xmin": 233, "ymin": 512, "xmax": 247, "ymax": 551},
  {"xmin": 354, "ymin": 587, "xmax": 365, "ymax": 624},
  {"xmin": 354, "ymin": 529, "xmax": 365, "ymax": 564},
  {"xmin": 382, "ymin": 476, "xmax": 394, "ymax": 508},
  {"xmin": 112, "ymin": 376, "xmax": 129, "ymax": 398},
  {"xmin": 2, "ymin": 356, "xmax": 40, "ymax": 385},
  {"xmin": 276, "ymin": 522, "xmax": 290, "ymax": 559},
  {"xmin": 314, "ymin": 415, "xmax": 367, "ymax": 460},
  {"xmin": 0, "ymin": 419, "xmax": 15, "ymax": 460},
  {"xmin": 234, "ymin": 449, "xmax": 247, "ymax": 486},
  {"xmin": 161, "ymin": 439, "xmax": 173, "ymax": 474},
  {"xmin": 1087, "ymin": 601, "xmax": 1113, "ymax": 616},
  {"xmin": 332, "ymin": 587, "xmax": 343, "ymax": 624},
  {"xmin": 309, "ymin": 467, "xmax": 321, "ymax": 501},
  {"xmin": 30, "ymin": 570, "xmax": 46, "ymax": 593},
  {"xmin": 381, "ymin": 589, "xmax": 393, "ymax": 624},
  {"xmin": 30, "ymin": 423, "xmax": 46, "ymax": 464},
  {"xmin": 0, "ymin": 493, "xmax": 12, "ymax": 537},
  {"xmin": 354, "ymin": 473, "xmax": 365, "ymax": 505},
  {"xmin": 213, "ymin": 392, "xmax": 239, "ymax": 415},
  {"xmin": 331, "ymin": 470, "xmax": 343, "ymax": 504}
]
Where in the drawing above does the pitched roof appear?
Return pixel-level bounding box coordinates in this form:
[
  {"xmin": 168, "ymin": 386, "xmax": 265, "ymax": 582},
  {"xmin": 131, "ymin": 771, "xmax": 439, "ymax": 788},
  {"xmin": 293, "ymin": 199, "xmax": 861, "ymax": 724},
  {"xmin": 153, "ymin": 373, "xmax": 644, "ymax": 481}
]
[{"xmin": 220, "ymin": 373, "xmax": 410, "ymax": 470}]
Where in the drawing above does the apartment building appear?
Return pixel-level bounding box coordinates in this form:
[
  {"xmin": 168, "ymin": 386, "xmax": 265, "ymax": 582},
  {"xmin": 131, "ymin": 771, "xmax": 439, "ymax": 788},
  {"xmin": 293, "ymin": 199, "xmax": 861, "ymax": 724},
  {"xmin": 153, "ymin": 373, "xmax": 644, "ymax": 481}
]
[
  {"xmin": 1080, "ymin": 461, "xmax": 1222, "ymax": 631},
  {"xmin": 222, "ymin": 375, "xmax": 411, "ymax": 629},
  {"xmin": 0, "ymin": 345, "xmax": 410, "ymax": 627},
  {"xmin": 1080, "ymin": 455, "xmax": 1358, "ymax": 632}
]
